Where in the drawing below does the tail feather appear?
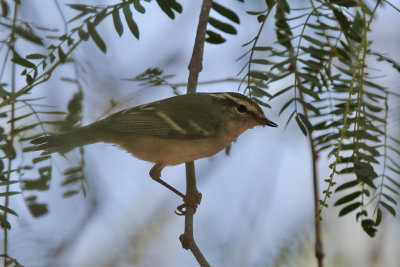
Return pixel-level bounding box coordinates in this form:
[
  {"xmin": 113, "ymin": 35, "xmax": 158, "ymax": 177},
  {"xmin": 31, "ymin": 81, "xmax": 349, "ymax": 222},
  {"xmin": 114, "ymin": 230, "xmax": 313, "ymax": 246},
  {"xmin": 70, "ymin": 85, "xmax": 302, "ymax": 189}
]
[{"xmin": 31, "ymin": 126, "xmax": 100, "ymax": 155}]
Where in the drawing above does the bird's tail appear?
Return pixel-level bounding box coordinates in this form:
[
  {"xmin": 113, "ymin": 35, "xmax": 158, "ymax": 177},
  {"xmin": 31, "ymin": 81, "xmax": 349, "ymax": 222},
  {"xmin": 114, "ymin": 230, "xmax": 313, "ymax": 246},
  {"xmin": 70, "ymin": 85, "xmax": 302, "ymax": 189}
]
[{"xmin": 31, "ymin": 126, "xmax": 101, "ymax": 155}]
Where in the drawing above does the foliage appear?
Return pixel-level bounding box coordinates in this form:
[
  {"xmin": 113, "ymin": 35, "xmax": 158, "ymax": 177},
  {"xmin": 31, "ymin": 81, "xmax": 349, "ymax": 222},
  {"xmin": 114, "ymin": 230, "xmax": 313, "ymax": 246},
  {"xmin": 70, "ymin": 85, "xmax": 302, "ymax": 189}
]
[{"xmin": 238, "ymin": 0, "xmax": 400, "ymax": 237}]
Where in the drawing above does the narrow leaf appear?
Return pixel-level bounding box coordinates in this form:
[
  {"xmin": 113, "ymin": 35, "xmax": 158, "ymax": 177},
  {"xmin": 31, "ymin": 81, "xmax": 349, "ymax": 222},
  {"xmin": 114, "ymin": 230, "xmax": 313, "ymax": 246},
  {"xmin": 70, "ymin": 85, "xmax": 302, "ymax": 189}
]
[
  {"xmin": 211, "ymin": 2, "xmax": 240, "ymax": 24},
  {"xmin": 26, "ymin": 53, "xmax": 46, "ymax": 59},
  {"xmin": 379, "ymin": 201, "xmax": 396, "ymax": 216},
  {"xmin": 335, "ymin": 180, "xmax": 358, "ymax": 192},
  {"xmin": 12, "ymin": 57, "xmax": 36, "ymax": 68},
  {"xmin": 0, "ymin": 214, "xmax": 10, "ymax": 229},
  {"xmin": 206, "ymin": 30, "xmax": 225, "ymax": 44},
  {"xmin": 0, "ymin": 204, "xmax": 18, "ymax": 216},
  {"xmin": 297, "ymin": 113, "xmax": 313, "ymax": 133},
  {"xmin": 87, "ymin": 22, "xmax": 107, "ymax": 53},
  {"xmin": 133, "ymin": 0, "xmax": 145, "ymax": 14},
  {"xmin": 209, "ymin": 17, "xmax": 237, "ymax": 35},
  {"xmin": 295, "ymin": 114, "xmax": 307, "ymax": 136},
  {"xmin": 58, "ymin": 47, "xmax": 66, "ymax": 63},
  {"xmin": 334, "ymin": 191, "xmax": 362, "ymax": 206},
  {"xmin": 112, "ymin": 8, "xmax": 123, "ymax": 36},
  {"xmin": 123, "ymin": 3, "xmax": 140, "ymax": 39},
  {"xmin": 338, "ymin": 202, "xmax": 361, "ymax": 216}
]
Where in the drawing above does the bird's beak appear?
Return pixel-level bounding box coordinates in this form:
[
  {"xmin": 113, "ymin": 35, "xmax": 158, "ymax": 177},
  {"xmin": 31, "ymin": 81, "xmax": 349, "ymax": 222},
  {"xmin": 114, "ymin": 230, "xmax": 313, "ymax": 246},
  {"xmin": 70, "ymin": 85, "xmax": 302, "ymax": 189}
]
[{"xmin": 258, "ymin": 117, "xmax": 278, "ymax": 127}]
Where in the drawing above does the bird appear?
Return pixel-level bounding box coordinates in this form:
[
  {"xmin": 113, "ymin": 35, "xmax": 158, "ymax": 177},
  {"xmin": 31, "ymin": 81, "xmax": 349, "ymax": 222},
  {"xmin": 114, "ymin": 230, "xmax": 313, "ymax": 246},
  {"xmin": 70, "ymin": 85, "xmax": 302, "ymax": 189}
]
[{"xmin": 31, "ymin": 92, "xmax": 277, "ymax": 212}]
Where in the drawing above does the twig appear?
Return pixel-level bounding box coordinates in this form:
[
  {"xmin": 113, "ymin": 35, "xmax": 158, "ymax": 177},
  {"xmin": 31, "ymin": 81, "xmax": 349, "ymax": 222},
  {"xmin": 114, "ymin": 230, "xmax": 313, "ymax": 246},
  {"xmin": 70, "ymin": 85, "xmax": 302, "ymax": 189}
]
[
  {"xmin": 180, "ymin": 0, "xmax": 212, "ymax": 266},
  {"xmin": 3, "ymin": 1, "xmax": 18, "ymax": 266},
  {"xmin": 297, "ymin": 88, "xmax": 324, "ymax": 267}
]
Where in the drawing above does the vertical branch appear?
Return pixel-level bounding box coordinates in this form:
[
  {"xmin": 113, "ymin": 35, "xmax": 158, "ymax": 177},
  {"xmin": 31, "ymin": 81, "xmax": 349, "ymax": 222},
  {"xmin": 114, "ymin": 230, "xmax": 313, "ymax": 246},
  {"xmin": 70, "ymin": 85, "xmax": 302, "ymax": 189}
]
[
  {"xmin": 186, "ymin": 0, "xmax": 212, "ymax": 94},
  {"xmin": 298, "ymin": 89, "xmax": 324, "ymax": 267},
  {"xmin": 3, "ymin": 1, "xmax": 18, "ymax": 266},
  {"xmin": 179, "ymin": 0, "xmax": 212, "ymax": 266}
]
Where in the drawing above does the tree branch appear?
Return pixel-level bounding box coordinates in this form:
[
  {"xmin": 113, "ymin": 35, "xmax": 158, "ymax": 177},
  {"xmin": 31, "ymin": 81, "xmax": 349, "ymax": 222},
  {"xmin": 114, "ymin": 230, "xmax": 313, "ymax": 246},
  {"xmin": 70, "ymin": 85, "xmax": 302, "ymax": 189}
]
[
  {"xmin": 3, "ymin": 1, "xmax": 18, "ymax": 266},
  {"xmin": 297, "ymin": 89, "xmax": 324, "ymax": 267},
  {"xmin": 180, "ymin": 0, "xmax": 212, "ymax": 266}
]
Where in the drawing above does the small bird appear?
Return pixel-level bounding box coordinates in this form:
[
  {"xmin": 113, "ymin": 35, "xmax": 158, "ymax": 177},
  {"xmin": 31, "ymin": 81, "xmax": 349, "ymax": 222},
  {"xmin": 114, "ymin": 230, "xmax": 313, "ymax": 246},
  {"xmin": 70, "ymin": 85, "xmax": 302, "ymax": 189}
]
[{"xmin": 31, "ymin": 92, "xmax": 277, "ymax": 211}]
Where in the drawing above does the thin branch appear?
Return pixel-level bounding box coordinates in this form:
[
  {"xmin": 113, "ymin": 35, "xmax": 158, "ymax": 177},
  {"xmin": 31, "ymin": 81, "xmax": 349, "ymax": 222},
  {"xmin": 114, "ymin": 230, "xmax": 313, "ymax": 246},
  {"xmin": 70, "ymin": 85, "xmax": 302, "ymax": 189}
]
[
  {"xmin": 3, "ymin": 1, "xmax": 18, "ymax": 266},
  {"xmin": 0, "ymin": 38, "xmax": 82, "ymax": 110},
  {"xmin": 295, "ymin": 74, "xmax": 324, "ymax": 266},
  {"xmin": 180, "ymin": 0, "xmax": 213, "ymax": 266}
]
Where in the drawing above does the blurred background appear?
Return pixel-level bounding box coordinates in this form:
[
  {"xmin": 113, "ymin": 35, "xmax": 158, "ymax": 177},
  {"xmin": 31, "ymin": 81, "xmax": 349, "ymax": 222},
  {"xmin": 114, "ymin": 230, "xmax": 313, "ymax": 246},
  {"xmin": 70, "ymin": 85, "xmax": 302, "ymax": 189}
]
[{"xmin": 1, "ymin": 1, "xmax": 400, "ymax": 266}]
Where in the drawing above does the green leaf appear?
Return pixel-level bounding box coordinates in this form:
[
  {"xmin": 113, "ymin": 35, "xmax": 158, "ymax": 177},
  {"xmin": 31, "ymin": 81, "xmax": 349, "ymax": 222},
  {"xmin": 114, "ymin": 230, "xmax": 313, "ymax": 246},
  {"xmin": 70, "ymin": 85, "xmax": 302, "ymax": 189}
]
[
  {"xmin": 379, "ymin": 201, "xmax": 396, "ymax": 216},
  {"xmin": 382, "ymin": 193, "xmax": 397, "ymax": 205},
  {"xmin": 0, "ymin": 204, "xmax": 18, "ymax": 216},
  {"xmin": 336, "ymin": 181, "xmax": 360, "ymax": 194},
  {"xmin": 58, "ymin": 47, "xmax": 66, "ymax": 63},
  {"xmin": 206, "ymin": 30, "xmax": 225, "ymax": 44},
  {"xmin": 303, "ymin": 35, "xmax": 325, "ymax": 47},
  {"xmin": 250, "ymin": 59, "xmax": 272, "ymax": 65},
  {"xmin": 12, "ymin": 57, "xmax": 36, "ymax": 68},
  {"xmin": 27, "ymin": 202, "xmax": 48, "ymax": 217},
  {"xmin": 63, "ymin": 190, "xmax": 80, "ymax": 197},
  {"xmin": 0, "ymin": 213, "xmax": 10, "ymax": 229},
  {"xmin": 269, "ymin": 85, "xmax": 293, "ymax": 100},
  {"xmin": 249, "ymin": 86, "xmax": 271, "ymax": 98},
  {"xmin": 361, "ymin": 219, "xmax": 377, "ymax": 237},
  {"xmin": 78, "ymin": 28, "xmax": 89, "ymax": 41},
  {"xmin": 0, "ymin": 191, "xmax": 20, "ymax": 197},
  {"xmin": 112, "ymin": 8, "xmax": 123, "ymax": 36},
  {"xmin": 156, "ymin": 0, "xmax": 182, "ymax": 19},
  {"xmin": 123, "ymin": 4, "xmax": 140, "ymax": 39},
  {"xmin": 297, "ymin": 113, "xmax": 313, "ymax": 133},
  {"xmin": 61, "ymin": 175, "xmax": 83, "ymax": 186},
  {"xmin": 93, "ymin": 8, "xmax": 107, "ymax": 26},
  {"xmin": 133, "ymin": 0, "xmax": 145, "ymax": 14},
  {"xmin": 63, "ymin": 167, "xmax": 83, "ymax": 176},
  {"xmin": 87, "ymin": 22, "xmax": 107, "ymax": 53},
  {"xmin": 338, "ymin": 202, "xmax": 361, "ymax": 216},
  {"xmin": 211, "ymin": 2, "xmax": 239, "ymax": 24},
  {"xmin": 330, "ymin": 0, "xmax": 359, "ymax": 7},
  {"xmin": 375, "ymin": 208, "xmax": 382, "ymax": 226},
  {"xmin": 253, "ymin": 46, "xmax": 272, "ymax": 51},
  {"xmin": 295, "ymin": 114, "xmax": 307, "ymax": 136},
  {"xmin": 67, "ymin": 4, "xmax": 90, "ymax": 11},
  {"xmin": 334, "ymin": 191, "xmax": 362, "ymax": 206},
  {"xmin": 279, "ymin": 98, "xmax": 295, "ymax": 115},
  {"xmin": 26, "ymin": 53, "xmax": 46, "ymax": 59},
  {"xmin": 248, "ymin": 71, "xmax": 269, "ymax": 80},
  {"xmin": 1, "ymin": 0, "xmax": 9, "ymax": 17},
  {"xmin": 209, "ymin": 17, "xmax": 237, "ymax": 35},
  {"xmin": 251, "ymin": 97, "xmax": 271, "ymax": 109},
  {"xmin": 32, "ymin": 156, "xmax": 50, "ymax": 164}
]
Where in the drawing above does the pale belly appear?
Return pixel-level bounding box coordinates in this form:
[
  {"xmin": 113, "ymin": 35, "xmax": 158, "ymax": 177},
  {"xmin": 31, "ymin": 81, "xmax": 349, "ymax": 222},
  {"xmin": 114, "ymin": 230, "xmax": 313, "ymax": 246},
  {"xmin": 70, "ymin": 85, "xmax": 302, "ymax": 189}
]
[{"xmin": 115, "ymin": 135, "xmax": 232, "ymax": 165}]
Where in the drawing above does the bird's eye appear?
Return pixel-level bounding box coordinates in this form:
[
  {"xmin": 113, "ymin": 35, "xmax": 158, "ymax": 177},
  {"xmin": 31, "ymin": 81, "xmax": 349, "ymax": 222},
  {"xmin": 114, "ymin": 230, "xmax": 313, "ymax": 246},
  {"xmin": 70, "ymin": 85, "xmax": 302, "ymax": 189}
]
[{"xmin": 236, "ymin": 105, "xmax": 247, "ymax": 113}]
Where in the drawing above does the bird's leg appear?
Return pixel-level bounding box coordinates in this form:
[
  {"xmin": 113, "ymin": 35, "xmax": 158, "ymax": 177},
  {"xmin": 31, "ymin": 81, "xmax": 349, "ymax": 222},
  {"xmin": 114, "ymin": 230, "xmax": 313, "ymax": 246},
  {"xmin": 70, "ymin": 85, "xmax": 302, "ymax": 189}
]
[{"xmin": 149, "ymin": 163, "xmax": 201, "ymax": 214}]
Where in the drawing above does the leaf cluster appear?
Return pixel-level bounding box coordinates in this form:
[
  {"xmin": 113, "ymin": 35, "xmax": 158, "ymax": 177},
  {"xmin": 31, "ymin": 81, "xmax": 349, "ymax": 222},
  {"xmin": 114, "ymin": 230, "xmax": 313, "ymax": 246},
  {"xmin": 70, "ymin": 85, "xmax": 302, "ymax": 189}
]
[{"xmin": 239, "ymin": 0, "xmax": 400, "ymax": 236}]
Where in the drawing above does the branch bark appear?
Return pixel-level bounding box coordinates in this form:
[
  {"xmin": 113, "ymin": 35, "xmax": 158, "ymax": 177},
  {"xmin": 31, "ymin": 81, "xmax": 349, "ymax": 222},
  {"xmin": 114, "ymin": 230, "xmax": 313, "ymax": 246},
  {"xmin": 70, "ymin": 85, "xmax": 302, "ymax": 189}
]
[
  {"xmin": 297, "ymin": 89, "xmax": 324, "ymax": 267},
  {"xmin": 180, "ymin": 0, "xmax": 213, "ymax": 266}
]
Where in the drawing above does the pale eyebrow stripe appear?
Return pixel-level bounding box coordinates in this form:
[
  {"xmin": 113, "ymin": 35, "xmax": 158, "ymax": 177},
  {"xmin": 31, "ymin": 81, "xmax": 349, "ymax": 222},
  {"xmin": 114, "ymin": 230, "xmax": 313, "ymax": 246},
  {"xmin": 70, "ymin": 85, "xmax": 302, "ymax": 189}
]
[
  {"xmin": 156, "ymin": 112, "xmax": 187, "ymax": 134},
  {"xmin": 222, "ymin": 93, "xmax": 260, "ymax": 115},
  {"xmin": 209, "ymin": 94, "xmax": 226, "ymax": 99}
]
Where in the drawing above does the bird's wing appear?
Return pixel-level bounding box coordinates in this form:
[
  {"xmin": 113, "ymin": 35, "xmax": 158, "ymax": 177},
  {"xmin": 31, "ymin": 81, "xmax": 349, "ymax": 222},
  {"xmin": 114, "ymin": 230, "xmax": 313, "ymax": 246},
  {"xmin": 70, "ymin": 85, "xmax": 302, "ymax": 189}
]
[{"xmin": 95, "ymin": 104, "xmax": 218, "ymax": 139}]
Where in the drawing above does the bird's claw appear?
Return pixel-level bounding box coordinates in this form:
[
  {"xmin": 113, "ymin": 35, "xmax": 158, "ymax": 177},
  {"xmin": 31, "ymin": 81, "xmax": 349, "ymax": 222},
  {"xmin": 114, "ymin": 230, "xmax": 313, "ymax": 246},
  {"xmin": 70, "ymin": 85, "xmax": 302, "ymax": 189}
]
[{"xmin": 175, "ymin": 191, "xmax": 202, "ymax": 216}]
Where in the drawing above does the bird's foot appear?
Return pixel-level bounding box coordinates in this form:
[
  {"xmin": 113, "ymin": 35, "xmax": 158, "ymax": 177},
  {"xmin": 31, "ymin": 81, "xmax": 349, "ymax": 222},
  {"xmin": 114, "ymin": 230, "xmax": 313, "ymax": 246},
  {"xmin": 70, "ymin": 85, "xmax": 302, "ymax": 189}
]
[{"xmin": 175, "ymin": 191, "xmax": 202, "ymax": 216}]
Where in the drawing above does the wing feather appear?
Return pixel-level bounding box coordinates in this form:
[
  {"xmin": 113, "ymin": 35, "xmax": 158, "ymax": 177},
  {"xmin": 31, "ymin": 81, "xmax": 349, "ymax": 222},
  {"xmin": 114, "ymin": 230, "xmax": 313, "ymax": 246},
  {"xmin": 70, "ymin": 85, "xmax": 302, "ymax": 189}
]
[{"xmin": 95, "ymin": 103, "xmax": 218, "ymax": 139}]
